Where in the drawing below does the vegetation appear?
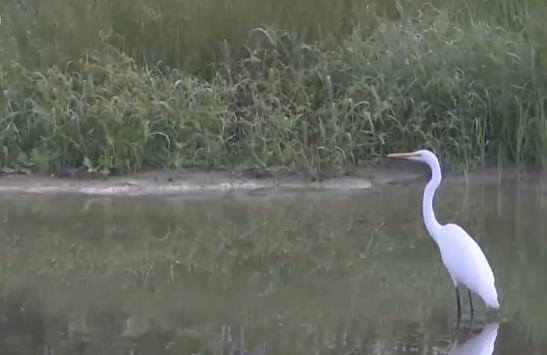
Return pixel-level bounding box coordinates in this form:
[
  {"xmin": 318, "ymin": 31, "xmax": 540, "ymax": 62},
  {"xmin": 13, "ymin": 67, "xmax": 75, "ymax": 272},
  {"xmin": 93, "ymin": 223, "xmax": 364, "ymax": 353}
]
[{"xmin": 0, "ymin": 0, "xmax": 546, "ymax": 176}]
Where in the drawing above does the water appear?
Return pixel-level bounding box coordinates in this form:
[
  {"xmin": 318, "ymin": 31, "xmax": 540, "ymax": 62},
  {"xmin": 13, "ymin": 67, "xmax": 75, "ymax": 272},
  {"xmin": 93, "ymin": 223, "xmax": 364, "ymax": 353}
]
[{"xmin": 0, "ymin": 172, "xmax": 546, "ymax": 354}]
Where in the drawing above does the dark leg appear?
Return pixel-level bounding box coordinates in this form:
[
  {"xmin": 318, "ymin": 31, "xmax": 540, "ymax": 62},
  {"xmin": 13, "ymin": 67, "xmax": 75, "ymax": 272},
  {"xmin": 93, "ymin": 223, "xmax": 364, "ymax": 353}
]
[
  {"xmin": 468, "ymin": 290, "xmax": 474, "ymax": 319},
  {"xmin": 455, "ymin": 287, "xmax": 461, "ymax": 323}
]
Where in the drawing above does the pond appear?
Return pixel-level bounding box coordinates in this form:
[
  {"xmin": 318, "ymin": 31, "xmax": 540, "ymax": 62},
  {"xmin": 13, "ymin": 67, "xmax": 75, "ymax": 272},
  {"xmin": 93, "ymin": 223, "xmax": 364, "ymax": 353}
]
[{"xmin": 0, "ymin": 171, "xmax": 545, "ymax": 354}]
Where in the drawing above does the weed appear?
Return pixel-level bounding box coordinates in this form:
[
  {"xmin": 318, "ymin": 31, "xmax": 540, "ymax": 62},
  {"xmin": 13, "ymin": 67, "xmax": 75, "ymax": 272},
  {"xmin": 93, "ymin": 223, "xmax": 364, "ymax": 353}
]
[{"xmin": 0, "ymin": 2, "xmax": 546, "ymax": 175}]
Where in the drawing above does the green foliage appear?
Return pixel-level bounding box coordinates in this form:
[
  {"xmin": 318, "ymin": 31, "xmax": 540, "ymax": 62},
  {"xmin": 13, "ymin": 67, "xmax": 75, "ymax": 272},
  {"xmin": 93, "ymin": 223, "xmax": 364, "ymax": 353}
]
[
  {"xmin": 0, "ymin": 0, "xmax": 392, "ymax": 69},
  {"xmin": 0, "ymin": 1, "xmax": 546, "ymax": 175}
]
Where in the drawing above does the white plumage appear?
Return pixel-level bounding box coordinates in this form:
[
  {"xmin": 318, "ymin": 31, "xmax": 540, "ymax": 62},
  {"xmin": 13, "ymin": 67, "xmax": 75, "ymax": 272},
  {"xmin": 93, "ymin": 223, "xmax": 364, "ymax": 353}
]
[{"xmin": 388, "ymin": 149, "xmax": 499, "ymax": 318}]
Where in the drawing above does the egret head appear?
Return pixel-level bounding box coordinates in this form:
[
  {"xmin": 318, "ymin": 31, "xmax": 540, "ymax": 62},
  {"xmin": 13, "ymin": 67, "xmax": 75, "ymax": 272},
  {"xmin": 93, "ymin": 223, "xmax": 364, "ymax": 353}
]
[{"xmin": 387, "ymin": 149, "xmax": 439, "ymax": 166}]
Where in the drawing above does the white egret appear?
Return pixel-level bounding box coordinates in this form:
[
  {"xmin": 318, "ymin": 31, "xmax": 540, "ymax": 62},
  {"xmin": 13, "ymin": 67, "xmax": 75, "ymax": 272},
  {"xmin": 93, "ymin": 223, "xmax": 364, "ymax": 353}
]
[{"xmin": 387, "ymin": 149, "xmax": 499, "ymax": 320}]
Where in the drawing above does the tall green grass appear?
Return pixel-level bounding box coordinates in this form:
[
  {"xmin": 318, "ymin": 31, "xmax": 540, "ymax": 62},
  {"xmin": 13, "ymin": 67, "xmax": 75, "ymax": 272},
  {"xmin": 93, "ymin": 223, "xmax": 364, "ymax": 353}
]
[
  {"xmin": 0, "ymin": 0, "xmax": 398, "ymax": 70},
  {"xmin": 0, "ymin": 0, "xmax": 546, "ymax": 176}
]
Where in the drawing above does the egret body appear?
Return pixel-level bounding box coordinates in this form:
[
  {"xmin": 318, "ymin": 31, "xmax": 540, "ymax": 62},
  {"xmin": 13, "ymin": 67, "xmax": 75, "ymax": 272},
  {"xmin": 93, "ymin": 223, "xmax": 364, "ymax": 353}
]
[{"xmin": 387, "ymin": 149, "xmax": 499, "ymax": 319}]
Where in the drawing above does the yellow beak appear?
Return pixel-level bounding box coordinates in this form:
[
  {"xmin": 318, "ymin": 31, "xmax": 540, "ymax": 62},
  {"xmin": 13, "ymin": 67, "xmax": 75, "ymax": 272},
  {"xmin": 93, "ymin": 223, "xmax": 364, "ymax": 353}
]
[{"xmin": 387, "ymin": 152, "xmax": 416, "ymax": 159}]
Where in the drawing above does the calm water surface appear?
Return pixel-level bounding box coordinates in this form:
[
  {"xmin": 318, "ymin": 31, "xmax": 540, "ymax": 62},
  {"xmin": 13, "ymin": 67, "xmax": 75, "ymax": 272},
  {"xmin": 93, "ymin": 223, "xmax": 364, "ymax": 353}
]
[{"xmin": 0, "ymin": 172, "xmax": 546, "ymax": 354}]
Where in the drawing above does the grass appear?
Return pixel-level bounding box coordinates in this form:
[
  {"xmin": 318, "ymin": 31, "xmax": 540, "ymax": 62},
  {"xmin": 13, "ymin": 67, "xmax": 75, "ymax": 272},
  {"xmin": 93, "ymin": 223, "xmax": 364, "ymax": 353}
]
[{"xmin": 0, "ymin": 0, "xmax": 546, "ymax": 176}]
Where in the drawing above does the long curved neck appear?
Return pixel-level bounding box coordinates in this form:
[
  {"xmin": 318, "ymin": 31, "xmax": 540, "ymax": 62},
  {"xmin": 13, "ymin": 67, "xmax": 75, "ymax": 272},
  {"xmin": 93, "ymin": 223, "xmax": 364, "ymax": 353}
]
[{"xmin": 423, "ymin": 159, "xmax": 442, "ymax": 239}]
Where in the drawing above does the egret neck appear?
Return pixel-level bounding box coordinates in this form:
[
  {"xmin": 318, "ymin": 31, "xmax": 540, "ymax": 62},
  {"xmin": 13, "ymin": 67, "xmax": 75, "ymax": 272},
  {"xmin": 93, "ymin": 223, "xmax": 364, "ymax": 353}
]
[{"xmin": 422, "ymin": 155, "xmax": 442, "ymax": 240}]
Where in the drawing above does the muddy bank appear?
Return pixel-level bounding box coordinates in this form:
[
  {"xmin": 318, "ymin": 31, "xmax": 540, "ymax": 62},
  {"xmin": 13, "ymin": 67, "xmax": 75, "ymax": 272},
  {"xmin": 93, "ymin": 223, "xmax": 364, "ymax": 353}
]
[
  {"xmin": 0, "ymin": 169, "xmax": 378, "ymax": 196},
  {"xmin": 0, "ymin": 165, "xmax": 531, "ymax": 196}
]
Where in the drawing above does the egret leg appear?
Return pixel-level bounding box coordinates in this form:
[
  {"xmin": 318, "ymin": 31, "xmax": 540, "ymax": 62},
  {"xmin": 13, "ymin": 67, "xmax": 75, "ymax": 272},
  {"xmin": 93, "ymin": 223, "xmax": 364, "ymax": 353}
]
[
  {"xmin": 468, "ymin": 290, "xmax": 474, "ymax": 319},
  {"xmin": 455, "ymin": 288, "xmax": 461, "ymax": 322}
]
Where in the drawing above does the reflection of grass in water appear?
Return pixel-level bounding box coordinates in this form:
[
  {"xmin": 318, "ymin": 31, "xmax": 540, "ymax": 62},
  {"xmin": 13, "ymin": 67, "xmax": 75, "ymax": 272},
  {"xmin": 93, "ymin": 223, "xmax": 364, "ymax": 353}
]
[{"xmin": 0, "ymin": 189, "xmax": 545, "ymax": 352}]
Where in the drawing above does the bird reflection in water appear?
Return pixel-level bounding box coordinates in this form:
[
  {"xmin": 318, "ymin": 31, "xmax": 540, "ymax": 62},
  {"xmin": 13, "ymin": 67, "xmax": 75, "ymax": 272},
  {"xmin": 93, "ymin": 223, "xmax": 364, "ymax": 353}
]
[{"xmin": 443, "ymin": 322, "xmax": 499, "ymax": 355}]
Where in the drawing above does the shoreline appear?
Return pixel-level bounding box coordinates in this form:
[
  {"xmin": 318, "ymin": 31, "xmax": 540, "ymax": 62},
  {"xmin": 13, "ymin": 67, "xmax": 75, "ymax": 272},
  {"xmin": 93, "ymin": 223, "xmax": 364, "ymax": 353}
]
[{"xmin": 0, "ymin": 165, "xmax": 535, "ymax": 196}]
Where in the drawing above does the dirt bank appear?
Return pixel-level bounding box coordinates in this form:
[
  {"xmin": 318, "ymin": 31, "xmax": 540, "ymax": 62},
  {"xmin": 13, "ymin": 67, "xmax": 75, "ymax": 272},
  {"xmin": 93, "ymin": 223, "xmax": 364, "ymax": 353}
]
[
  {"xmin": 0, "ymin": 163, "xmax": 531, "ymax": 196},
  {"xmin": 0, "ymin": 165, "xmax": 435, "ymax": 196}
]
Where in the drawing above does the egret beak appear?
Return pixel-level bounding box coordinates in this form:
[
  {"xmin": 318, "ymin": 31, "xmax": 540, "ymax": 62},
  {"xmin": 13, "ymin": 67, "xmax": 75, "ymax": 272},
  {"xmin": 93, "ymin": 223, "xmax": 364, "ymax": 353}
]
[{"xmin": 387, "ymin": 152, "xmax": 416, "ymax": 159}]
